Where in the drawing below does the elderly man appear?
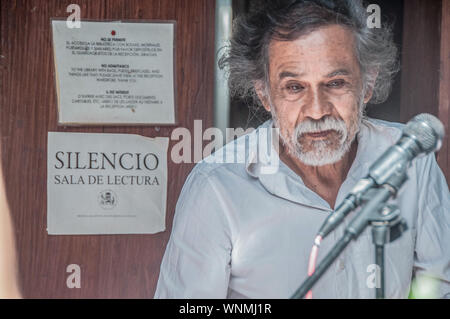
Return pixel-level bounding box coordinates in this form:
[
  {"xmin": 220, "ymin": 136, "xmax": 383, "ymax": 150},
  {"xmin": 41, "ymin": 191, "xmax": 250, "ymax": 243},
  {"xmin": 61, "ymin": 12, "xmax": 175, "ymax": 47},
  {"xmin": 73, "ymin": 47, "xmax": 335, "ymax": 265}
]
[{"xmin": 155, "ymin": 0, "xmax": 450, "ymax": 298}]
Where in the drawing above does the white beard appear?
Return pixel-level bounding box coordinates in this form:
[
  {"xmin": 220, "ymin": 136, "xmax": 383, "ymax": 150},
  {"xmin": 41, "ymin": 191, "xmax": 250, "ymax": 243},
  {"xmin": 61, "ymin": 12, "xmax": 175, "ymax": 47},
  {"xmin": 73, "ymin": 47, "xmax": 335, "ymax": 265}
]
[{"xmin": 272, "ymin": 108, "xmax": 363, "ymax": 167}]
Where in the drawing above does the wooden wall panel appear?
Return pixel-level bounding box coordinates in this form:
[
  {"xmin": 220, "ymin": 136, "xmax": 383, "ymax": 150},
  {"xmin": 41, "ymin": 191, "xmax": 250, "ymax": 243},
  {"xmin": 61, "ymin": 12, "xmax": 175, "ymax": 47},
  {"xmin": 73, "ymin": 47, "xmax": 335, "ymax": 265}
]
[
  {"xmin": 0, "ymin": 0, "xmax": 215, "ymax": 298},
  {"xmin": 400, "ymin": 0, "xmax": 449, "ymax": 183},
  {"xmin": 400, "ymin": 0, "xmax": 441, "ymax": 120},
  {"xmin": 438, "ymin": 0, "xmax": 449, "ymax": 185}
]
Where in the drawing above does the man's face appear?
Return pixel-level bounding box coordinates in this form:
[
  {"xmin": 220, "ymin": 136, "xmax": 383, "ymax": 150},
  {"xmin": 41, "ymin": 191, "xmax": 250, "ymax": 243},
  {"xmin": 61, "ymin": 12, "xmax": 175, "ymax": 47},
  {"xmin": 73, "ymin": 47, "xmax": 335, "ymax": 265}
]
[{"xmin": 259, "ymin": 25, "xmax": 371, "ymax": 166}]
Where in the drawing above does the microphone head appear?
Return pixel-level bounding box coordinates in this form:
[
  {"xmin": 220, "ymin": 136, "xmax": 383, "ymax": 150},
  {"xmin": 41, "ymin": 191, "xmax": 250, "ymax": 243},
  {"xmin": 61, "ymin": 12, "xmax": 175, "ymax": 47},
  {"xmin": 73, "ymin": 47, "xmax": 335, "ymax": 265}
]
[{"xmin": 403, "ymin": 113, "xmax": 445, "ymax": 153}]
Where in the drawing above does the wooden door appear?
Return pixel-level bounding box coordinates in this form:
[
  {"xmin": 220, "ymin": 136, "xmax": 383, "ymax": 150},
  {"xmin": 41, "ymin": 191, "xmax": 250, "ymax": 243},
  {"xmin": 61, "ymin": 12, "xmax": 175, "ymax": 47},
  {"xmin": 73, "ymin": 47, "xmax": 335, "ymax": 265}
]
[
  {"xmin": 401, "ymin": 0, "xmax": 450, "ymax": 184},
  {"xmin": 0, "ymin": 0, "xmax": 215, "ymax": 298}
]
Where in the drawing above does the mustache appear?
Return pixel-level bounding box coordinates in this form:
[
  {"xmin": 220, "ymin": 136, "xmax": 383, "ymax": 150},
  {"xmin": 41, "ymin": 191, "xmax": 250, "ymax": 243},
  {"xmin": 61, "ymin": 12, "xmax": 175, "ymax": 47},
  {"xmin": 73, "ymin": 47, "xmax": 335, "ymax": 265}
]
[
  {"xmin": 294, "ymin": 116, "xmax": 347, "ymax": 135},
  {"xmin": 293, "ymin": 116, "xmax": 348, "ymax": 145}
]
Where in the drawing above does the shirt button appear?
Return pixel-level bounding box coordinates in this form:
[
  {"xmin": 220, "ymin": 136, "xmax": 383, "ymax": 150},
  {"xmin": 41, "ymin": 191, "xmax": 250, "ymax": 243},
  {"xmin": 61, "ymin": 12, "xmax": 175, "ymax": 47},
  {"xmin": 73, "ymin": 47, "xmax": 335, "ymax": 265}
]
[{"xmin": 338, "ymin": 260, "xmax": 345, "ymax": 271}]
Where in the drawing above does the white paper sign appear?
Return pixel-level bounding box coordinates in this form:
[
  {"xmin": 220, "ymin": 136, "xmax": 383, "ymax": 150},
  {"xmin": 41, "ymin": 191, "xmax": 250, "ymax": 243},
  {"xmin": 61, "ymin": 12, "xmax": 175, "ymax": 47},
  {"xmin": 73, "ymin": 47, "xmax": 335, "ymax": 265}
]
[
  {"xmin": 47, "ymin": 132, "xmax": 169, "ymax": 235},
  {"xmin": 52, "ymin": 20, "xmax": 176, "ymax": 125}
]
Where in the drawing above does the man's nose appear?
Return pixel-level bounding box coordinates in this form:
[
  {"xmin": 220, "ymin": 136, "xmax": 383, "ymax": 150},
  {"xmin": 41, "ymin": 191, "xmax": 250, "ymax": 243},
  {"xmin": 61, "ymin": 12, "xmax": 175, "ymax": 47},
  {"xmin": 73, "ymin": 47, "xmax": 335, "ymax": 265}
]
[{"xmin": 302, "ymin": 88, "xmax": 332, "ymax": 120}]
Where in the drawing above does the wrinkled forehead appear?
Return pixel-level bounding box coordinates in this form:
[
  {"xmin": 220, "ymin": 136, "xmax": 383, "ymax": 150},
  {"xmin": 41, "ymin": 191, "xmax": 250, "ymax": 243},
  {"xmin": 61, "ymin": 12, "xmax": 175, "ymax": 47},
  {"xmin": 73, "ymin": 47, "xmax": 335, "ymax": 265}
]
[{"xmin": 266, "ymin": 24, "xmax": 361, "ymax": 77}]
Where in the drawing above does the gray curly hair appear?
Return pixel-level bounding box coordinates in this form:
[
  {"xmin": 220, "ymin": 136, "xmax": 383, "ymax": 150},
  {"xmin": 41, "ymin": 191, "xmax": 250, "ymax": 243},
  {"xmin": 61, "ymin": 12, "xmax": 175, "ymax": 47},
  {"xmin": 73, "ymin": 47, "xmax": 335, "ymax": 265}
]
[{"xmin": 219, "ymin": 0, "xmax": 400, "ymax": 113}]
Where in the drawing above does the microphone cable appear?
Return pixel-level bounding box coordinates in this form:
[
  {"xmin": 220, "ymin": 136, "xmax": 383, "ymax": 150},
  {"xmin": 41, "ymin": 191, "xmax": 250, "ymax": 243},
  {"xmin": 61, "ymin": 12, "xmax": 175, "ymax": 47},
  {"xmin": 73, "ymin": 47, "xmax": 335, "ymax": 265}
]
[{"xmin": 305, "ymin": 235, "xmax": 323, "ymax": 299}]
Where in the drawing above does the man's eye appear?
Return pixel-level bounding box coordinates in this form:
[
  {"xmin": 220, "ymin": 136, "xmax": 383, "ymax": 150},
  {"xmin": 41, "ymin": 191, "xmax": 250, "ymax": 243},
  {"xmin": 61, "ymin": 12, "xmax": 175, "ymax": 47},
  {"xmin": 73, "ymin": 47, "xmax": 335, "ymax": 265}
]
[
  {"xmin": 327, "ymin": 80, "xmax": 346, "ymax": 88},
  {"xmin": 285, "ymin": 84, "xmax": 304, "ymax": 93}
]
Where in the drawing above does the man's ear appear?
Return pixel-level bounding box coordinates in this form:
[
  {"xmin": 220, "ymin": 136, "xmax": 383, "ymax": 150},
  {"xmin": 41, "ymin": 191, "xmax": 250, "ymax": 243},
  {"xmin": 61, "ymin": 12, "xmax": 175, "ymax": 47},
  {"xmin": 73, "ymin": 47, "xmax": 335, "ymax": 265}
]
[
  {"xmin": 254, "ymin": 81, "xmax": 272, "ymax": 113},
  {"xmin": 363, "ymin": 69, "xmax": 379, "ymax": 104},
  {"xmin": 363, "ymin": 86, "xmax": 374, "ymax": 104}
]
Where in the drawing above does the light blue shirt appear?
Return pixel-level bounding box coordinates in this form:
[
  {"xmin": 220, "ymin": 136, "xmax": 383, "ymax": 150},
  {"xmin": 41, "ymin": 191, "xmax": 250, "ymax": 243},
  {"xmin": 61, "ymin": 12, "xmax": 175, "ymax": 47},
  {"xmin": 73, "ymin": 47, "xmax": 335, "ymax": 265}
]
[{"xmin": 155, "ymin": 118, "xmax": 450, "ymax": 298}]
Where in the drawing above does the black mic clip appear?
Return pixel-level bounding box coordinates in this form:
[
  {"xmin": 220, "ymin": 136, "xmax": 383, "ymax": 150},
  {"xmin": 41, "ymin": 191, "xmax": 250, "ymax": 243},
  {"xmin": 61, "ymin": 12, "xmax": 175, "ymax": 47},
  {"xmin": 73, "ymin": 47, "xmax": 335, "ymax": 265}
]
[{"xmin": 369, "ymin": 204, "xmax": 408, "ymax": 247}]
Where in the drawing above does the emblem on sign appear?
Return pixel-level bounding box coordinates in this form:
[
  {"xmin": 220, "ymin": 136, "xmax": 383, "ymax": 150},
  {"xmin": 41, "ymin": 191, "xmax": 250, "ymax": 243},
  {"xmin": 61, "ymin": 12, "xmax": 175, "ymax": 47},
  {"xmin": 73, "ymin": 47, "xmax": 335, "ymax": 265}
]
[{"xmin": 98, "ymin": 190, "xmax": 118, "ymax": 210}]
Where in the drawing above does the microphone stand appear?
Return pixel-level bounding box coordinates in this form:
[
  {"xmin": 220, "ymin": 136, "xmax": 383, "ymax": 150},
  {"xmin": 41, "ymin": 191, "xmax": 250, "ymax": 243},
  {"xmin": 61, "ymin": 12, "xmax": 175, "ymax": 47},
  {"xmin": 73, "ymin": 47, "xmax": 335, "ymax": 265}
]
[
  {"xmin": 291, "ymin": 171, "xmax": 408, "ymax": 299},
  {"xmin": 369, "ymin": 204, "xmax": 407, "ymax": 298}
]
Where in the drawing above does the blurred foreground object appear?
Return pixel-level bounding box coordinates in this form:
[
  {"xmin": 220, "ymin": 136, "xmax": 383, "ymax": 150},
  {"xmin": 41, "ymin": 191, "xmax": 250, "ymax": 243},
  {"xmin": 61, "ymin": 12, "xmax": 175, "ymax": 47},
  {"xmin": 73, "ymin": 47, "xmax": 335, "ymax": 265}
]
[
  {"xmin": 409, "ymin": 275, "xmax": 440, "ymax": 299},
  {"xmin": 0, "ymin": 158, "xmax": 21, "ymax": 298}
]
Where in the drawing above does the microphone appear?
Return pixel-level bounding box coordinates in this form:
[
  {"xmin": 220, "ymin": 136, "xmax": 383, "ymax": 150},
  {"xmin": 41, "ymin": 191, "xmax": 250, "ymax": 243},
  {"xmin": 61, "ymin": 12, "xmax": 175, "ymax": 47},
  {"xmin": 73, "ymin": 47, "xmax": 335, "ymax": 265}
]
[{"xmin": 317, "ymin": 113, "xmax": 445, "ymax": 239}]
